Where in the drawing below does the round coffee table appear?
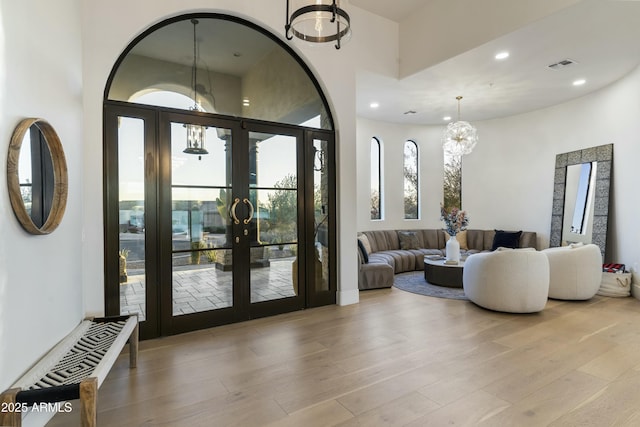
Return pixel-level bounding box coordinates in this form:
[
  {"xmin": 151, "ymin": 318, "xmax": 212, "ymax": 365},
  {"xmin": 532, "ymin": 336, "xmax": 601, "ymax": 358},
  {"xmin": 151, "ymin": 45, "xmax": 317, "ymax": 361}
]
[{"xmin": 424, "ymin": 257, "xmax": 465, "ymax": 288}]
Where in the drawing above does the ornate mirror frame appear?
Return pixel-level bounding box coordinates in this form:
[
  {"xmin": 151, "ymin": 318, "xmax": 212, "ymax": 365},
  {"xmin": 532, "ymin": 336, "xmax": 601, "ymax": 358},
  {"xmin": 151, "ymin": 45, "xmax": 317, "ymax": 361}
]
[
  {"xmin": 550, "ymin": 143, "xmax": 612, "ymax": 260},
  {"xmin": 7, "ymin": 118, "xmax": 68, "ymax": 234}
]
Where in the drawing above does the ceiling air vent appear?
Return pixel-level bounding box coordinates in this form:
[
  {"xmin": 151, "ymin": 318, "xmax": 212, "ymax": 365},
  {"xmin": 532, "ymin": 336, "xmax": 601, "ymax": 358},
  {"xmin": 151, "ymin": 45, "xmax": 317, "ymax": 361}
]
[{"xmin": 548, "ymin": 59, "xmax": 578, "ymax": 70}]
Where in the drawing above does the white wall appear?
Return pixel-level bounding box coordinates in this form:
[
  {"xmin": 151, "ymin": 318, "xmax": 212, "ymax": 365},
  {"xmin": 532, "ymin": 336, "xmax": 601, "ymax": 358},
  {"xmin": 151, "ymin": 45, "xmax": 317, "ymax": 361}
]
[
  {"xmin": 357, "ymin": 119, "xmax": 444, "ymax": 230},
  {"xmin": 357, "ymin": 64, "xmax": 640, "ymax": 270},
  {"xmin": 465, "ymin": 64, "xmax": 640, "ymax": 267},
  {"xmin": 0, "ymin": 0, "xmax": 84, "ymax": 420}
]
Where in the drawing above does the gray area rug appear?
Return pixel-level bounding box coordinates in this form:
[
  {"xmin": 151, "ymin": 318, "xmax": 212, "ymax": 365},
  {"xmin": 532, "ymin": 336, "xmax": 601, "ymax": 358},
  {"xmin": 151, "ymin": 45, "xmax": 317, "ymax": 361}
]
[{"xmin": 394, "ymin": 271, "xmax": 468, "ymax": 300}]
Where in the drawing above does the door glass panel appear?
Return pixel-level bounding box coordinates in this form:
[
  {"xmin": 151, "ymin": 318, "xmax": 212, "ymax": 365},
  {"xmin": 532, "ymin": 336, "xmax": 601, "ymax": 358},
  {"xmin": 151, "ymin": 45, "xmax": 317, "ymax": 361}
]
[
  {"xmin": 170, "ymin": 122, "xmax": 233, "ymax": 315},
  {"xmin": 313, "ymin": 138, "xmax": 330, "ymax": 292},
  {"xmin": 249, "ymin": 132, "xmax": 299, "ymax": 303},
  {"xmin": 107, "ymin": 17, "xmax": 333, "ymax": 130},
  {"xmin": 118, "ymin": 117, "xmax": 147, "ymax": 320}
]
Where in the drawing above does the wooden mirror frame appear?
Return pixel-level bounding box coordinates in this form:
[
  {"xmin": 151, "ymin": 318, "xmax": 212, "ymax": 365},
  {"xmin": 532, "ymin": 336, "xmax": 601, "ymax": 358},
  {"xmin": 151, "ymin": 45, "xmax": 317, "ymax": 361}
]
[{"xmin": 7, "ymin": 118, "xmax": 68, "ymax": 234}]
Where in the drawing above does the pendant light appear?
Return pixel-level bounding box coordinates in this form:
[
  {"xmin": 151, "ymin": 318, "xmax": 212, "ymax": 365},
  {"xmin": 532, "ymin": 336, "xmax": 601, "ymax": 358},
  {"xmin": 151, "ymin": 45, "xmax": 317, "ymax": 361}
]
[
  {"xmin": 442, "ymin": 96, "xmax": 478, "ymax": 157},
  {"xmin": 184, "ymin": 19, "xmax": 208, "ymax": 158},
  {"xmin": 285, "ymin": 0, "xmax": 352, "ymax": 49}
]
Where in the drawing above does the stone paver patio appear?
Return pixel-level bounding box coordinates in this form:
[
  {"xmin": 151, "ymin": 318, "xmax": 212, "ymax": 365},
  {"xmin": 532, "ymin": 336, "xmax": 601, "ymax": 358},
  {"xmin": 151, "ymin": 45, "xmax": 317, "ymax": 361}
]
[{"xmin": 120, "ymin": 258, "xmax": 296, "ymax": 321}]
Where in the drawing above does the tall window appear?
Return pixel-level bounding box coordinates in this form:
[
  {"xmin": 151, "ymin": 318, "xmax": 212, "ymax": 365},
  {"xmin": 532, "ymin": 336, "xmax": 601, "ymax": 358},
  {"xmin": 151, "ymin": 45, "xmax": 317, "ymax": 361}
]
[
  {"xmin": 443, "ymin": 153, "xmax": 462, "ymax": 211},
  {"xmin": 403, "ymin": 140, "xmax": 419, "ymax": 219},
  {"xmin": 370, "ymin": 137, "xmax": 382, "ymax": 219}
]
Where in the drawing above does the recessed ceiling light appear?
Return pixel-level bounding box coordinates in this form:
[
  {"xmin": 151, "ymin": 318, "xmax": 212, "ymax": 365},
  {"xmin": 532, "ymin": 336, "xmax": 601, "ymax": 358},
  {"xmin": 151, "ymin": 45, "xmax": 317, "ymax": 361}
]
[
  {"xmin": 495, "ymin": 51, "xmax": 509, "ymax": 60},
  {"xmin": 443, "ymin": 116, "xmax": 452, "ymax": 121},
  {"xmin": 573, "ymin": 79, "xmax": 586, "ymax": 86},
  {"xmin": 370, "ymin": 102, "xmax": 379, "ymax": 109}
]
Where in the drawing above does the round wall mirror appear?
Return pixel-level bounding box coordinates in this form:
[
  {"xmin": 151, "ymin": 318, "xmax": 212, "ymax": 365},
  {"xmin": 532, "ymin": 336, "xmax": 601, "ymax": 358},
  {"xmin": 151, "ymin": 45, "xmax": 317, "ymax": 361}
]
[{"xmin": 7, "ymin": 118, "xmax": 68, "ymax": 234}]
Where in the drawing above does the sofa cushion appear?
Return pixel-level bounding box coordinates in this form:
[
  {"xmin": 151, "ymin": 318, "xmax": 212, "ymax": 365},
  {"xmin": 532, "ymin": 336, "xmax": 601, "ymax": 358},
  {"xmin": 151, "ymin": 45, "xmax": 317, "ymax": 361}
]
[
  {"xmin": 359, "ymin": 262, "xmax": 394, "ymax": 290},
  {"xmin": 357, "ymin": 233, "xmax": 372, "ymax": 255},
  {"xmin": 357, "ymin": 239, "xmax": 369, "ymax": 263},
  {"xmin": 398, "ymin": 231, "xmax": 420, "ymax": 250},
  {"xmin": 364, "ymin": 230, "xmax": 399, "ymax": 252},
  {"xmin": 444, "ymin": 230, "xmax": 468, "ymax": 250},
  {"xmin": 519, "ymin": 231, "xmax": 537, "ymax": 249},
  {"xmin": 483, "ymin": 230, "xmax": 496, "ymax": 251},
  {"xmin": 416, "ymin": 229, "xmax": 442, "ymax": 250},
  {"xmin": 491, "ymin": 230, "xmax": 522, "ymax": 250},
  {"xmin": 370, "ymin": 250, "xmax": 415, "ymax": 273}
]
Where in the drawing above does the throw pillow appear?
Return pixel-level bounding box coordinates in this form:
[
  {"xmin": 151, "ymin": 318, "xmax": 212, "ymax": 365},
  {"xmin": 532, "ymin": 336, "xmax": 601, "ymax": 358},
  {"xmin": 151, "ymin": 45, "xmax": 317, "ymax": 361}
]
[
  {"xmin": 357, "ymin": 239, "xmax": 369, "ymax": 263},
  {"xmin": 398, "ymin": 231, "xmax": 420, "ymax": 250},
  {"xmin": 357, "ymin": 233, "xmax": 373, "ymax": 255},
  {"xmin": 444, "ymin": 230, "xmax": 469, "ymax": 250},
  {"xmin": 491, "ymin": 230, "xmax": 522, "ymax": 251}
]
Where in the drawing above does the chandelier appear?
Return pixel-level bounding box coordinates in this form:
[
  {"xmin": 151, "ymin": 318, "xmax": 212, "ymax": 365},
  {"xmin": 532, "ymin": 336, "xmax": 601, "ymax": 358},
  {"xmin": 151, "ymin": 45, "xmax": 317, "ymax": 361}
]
[
  {"xmin": 184, "ymin": 19, "xmax": 208, "ymax": 159},
  {"xmin": 442, "ymin": 96, "xmax": 478, "ymax": 156},
  {"xmin": 285, "ymin": 0, "xmax": 352, "ymax": 49}
]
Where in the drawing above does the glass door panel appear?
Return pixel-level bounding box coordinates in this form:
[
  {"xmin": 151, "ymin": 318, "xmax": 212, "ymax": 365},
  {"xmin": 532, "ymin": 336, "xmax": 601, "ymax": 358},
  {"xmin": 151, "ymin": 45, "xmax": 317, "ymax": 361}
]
[
  {"xmin": 169, "ymin": 122, "xmax": 234, "ymax": 316},
  {"xmin": 312, "ymin": 137, "xmax": 330, "ymax": 293},
  {"xmin": 306, "ymin": 131, "xmax": 336, "ymax": 307},
  {"xmin": 248, "ymin": 131, "xmax": 300, "ymax": 304},
  {"xmin": 118, "ymin": 117, "xmax": 147, "ymax": 321},
  {"xmin": 106, "ymin": 105, "xmax": 334, "ymax": 339}
]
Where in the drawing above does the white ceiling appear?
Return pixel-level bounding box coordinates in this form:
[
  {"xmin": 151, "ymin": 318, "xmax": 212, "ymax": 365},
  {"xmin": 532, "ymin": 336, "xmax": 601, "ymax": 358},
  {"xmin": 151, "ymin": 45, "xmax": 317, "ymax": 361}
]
[
  {"xmin": 352, "ymin": 0, "xmax": 640, "ymax": 125},
  {"xmin": 131, "ymin": 19, "xmax": 277, "ymax": 76},
  {"xmin": 349, "ymin": 0, "xmax": 428, "ymax": 23}
]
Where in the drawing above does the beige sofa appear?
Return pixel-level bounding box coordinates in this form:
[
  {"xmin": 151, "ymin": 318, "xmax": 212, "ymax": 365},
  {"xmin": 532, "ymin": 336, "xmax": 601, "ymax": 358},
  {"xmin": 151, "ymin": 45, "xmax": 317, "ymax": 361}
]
[{"xmin": 358, "ymin": 229, "xmax": 537, "ymax": 290}]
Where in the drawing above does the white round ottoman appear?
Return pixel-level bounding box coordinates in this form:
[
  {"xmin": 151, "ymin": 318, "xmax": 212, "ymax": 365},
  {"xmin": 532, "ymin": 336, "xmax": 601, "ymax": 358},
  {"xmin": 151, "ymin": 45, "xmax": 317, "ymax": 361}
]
[
  {"xmin": 542, "ymin": 243, "xmax": 602, "ymax": 300},
  {"xmin": 463, "ymin": 248, "xmax": 550, "ymax": 313}
]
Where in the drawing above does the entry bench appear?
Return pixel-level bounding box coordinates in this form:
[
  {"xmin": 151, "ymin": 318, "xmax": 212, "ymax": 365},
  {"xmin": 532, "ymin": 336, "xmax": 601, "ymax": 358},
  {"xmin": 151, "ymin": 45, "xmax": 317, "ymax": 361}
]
[{"xmin": 0, "ymin": 315, "xmax": 138, "ymax": 427}]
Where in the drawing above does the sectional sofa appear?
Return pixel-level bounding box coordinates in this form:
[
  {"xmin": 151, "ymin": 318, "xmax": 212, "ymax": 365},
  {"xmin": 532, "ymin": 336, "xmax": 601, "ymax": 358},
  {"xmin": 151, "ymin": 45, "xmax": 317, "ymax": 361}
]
[{"xmin": 357, "ymin": 229, "xmax": 537, "ymax": 290}]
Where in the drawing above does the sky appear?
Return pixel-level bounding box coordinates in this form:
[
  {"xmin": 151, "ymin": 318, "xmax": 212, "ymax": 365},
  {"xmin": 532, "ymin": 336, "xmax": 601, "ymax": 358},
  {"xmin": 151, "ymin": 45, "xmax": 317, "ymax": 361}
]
[{"xmin": 118, "ymin": 90, "xmax": 317, "ymax": 203}]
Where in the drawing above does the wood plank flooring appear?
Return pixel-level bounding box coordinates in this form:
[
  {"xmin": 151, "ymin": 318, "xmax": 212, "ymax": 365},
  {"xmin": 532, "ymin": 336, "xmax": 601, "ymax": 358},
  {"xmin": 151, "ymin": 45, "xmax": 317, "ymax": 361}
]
[{"xmin": 47, "ymin": 288, "xmax": 640, "ymax": 426}]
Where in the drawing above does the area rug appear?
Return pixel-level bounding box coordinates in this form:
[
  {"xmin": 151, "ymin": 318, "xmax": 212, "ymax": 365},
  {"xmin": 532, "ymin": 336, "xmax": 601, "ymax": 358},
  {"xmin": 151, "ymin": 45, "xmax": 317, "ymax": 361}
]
[{"xmin": 393, "ymin": 271, "xmax": 468, "ymax": 300}]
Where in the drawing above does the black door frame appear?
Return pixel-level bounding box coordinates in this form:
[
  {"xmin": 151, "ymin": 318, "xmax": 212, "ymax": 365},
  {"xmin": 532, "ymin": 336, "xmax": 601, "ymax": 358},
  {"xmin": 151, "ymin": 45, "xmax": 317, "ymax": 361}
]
[
  {"xmin": 104, "ymin": 101, "xmax": 336, "ymax": 339},
  {"xmin": 104, "ymin": 103, "xmax": 160, "ymax": 339}
]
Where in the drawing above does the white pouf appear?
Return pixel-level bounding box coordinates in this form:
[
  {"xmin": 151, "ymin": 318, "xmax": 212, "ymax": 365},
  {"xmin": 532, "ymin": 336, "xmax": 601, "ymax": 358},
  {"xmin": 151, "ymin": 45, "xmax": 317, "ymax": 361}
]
[
  {"xmin": 463, "ymin": 248, "xmax": 550, "ymax": 313},
  {"xmin": 542, "ymin": 243, "xmax": 602, "ymax": 300}
]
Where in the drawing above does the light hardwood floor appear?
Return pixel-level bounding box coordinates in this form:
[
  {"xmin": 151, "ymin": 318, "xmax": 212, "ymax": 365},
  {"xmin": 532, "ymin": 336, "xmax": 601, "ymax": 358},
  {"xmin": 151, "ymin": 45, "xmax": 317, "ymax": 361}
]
[{"xmin": 48, "ymin": 287, "xmax": 640, "ymax": 426}]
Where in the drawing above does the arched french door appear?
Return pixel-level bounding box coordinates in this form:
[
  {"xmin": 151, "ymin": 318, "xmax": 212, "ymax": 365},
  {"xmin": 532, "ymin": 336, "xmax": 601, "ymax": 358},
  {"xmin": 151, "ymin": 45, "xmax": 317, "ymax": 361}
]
[{"xmin": 102, "ymin": 14, "xmax": 336, "ymax": 339}]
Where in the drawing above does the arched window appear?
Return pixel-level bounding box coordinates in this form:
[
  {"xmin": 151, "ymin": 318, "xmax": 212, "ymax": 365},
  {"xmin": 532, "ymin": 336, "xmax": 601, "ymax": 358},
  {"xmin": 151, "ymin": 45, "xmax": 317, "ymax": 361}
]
[
  {"xmin": 403, "ymin": 140, "xmax": 419, "ymax": 219},
  {"xmin": 107, "ymin": 15, "xmax": 333, "ymax": 129},
  {"xmin": 370, "ymin": 137, "xmax": 382, "ymax": 220}
]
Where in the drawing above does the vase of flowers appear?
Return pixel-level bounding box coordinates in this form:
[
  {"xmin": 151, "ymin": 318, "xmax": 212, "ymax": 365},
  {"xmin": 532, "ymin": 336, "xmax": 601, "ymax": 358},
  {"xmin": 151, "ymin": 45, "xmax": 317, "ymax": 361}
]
[{"xmin": 440, "ymin": 204, "xmax": 469, "ymax": 263}]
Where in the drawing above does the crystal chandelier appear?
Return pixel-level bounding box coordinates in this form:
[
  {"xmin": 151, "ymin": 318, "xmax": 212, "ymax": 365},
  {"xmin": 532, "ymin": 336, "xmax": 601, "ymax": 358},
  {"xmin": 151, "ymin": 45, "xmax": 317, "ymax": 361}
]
[
  {"xmin": 442, "ymin": 96, "xmax": 478, "ymax": 156},
  {"xmin": 184, "ymin": 19, "xmax": 208, "ymax": 159},
  {"xmin": 285, "ymin": 0, "xmax": 352, "ymax": 49}
]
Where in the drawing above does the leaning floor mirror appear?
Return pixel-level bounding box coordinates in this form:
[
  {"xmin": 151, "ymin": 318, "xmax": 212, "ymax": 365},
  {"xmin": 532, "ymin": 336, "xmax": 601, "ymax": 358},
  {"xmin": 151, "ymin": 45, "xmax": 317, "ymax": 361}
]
[{"xmin": 550, "ymin": 144, "xmax": 612, "ymax": 260}]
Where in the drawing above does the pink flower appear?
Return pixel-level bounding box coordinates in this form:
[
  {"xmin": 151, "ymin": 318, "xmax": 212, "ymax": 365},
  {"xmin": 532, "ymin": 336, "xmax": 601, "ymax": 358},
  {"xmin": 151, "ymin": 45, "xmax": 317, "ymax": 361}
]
[{"xmin": 440, "ymin": 204, "xmax": 469, "ymax": 236}]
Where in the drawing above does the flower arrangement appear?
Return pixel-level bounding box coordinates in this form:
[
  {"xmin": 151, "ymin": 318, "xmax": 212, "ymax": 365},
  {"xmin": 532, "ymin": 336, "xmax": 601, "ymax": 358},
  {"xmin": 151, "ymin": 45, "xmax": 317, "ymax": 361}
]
[{"xmin": 440, "ymin": 204, "xmax": 469, "ymax": 236}]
